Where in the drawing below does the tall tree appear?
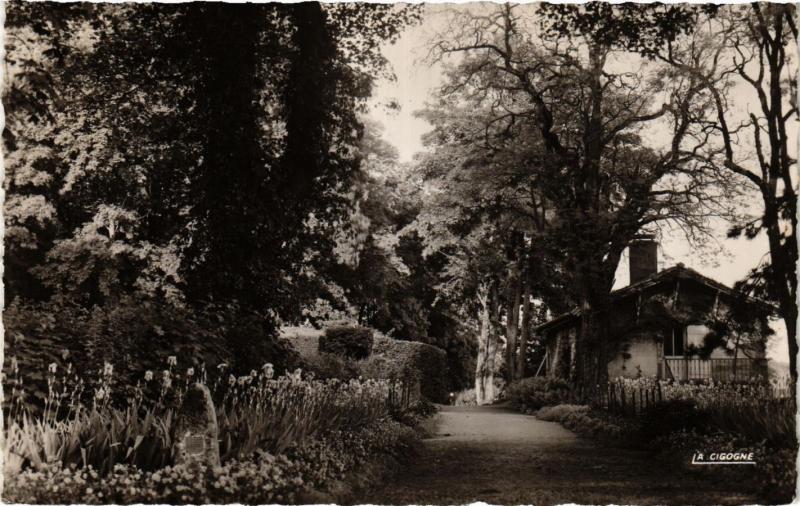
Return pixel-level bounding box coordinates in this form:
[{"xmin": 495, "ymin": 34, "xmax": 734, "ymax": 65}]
[
  {"xmin": 428, "ymin": 4, "xmax": 735, "ymax": 393},
  {"xmin": 653, "ymin": 4, "xmax": 797, "ymax": 382}
]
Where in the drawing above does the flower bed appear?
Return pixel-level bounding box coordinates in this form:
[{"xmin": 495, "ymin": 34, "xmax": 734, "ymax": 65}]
[
  {"xmin": 4, "ymin": 358, "xmax": 427, "ymax": 503},
  {"xmin": 4, "ymin": 419, "xmax": 417, "ymax": 504}
]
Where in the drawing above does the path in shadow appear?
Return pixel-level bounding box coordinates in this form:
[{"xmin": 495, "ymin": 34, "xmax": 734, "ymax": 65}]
[{"xmin": 355, "ymin": 404, "xmax": 756, "ymax": 505}]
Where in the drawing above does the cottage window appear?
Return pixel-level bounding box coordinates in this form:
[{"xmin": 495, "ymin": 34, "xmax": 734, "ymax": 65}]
[{"xmin": 665, "ymin": 327, "xmax": 685, "ymax": 357}]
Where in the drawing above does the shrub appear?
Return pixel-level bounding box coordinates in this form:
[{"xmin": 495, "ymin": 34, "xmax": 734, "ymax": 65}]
[
  {"xmin": 536, "ymin": 404, "xmax": 588, "ymax": 422},
  {"xmin": 391, "ymin": 398, "xmax": 439, "ymax": 428},
  {"xmin": 452, "ymin": 388, "xmax": 476, "ymax": 406},
  {"xmin": 561, "ymin": 410, "xmax": 630, "ymax": 443},
  {"xmin": 505, "ymin": 376, "xmax": 574, "ymax": 411},
  {"xmin": 319, "ymin": 326, "xmax": 373, "ymax": 360}
]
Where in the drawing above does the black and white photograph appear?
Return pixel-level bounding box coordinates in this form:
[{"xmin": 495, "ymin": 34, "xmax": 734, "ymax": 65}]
[{"xmin": 2, "ymin": 2, "xmax": 797, "ymax": 504}]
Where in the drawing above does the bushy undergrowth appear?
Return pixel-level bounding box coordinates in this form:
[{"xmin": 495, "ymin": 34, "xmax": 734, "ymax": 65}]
[
  {"xmin": 611, "ymin": 377, "xmax": 796, "ymax": 448},
  {"xmin": 391, "ymin": 398, "xmax": 439, "ymax": 428},
  {"xmin": 560, "ymin": 409, "xmax": 634, "ymax": 444},
  {"xmin": 4, "ymin": 419, "xmax": 417, "ymax": 504},
  {"xmin": 452, "ymin": 388, "xmax": 476, "ymax": 406},
  {"xmin": 535, "ymin": 404, "xmax": 587, "ymax": 422},
  {"xmin": 657, "ymin": 429, "xmax": 797, "ymax": 504},
  {"xmin": 505, "ymin": 377, "xmax": 574, "ymax": 411},
  {"xmin": 555, "ymin": 376, "xmax": 797, "ymax": 503}
]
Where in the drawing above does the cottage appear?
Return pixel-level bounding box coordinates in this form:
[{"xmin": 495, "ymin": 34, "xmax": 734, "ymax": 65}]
[{"xmin": 537, "ymin": 237, "xmax": 771, "ymax": 382}]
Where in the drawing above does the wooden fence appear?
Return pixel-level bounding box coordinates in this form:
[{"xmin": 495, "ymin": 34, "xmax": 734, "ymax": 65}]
[
  {"xmin": 591, "ymin": 377, "xmax": 791, "ymax": 416},
  {"xmin": 591, "ymin": 381, "xmax": 664, "ymax": 415}
]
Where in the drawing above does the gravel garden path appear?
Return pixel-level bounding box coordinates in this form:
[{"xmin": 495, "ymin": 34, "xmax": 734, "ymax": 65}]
[{"xmin": 355, "ymin": 404, "xmax": 757, "ymax": 505}]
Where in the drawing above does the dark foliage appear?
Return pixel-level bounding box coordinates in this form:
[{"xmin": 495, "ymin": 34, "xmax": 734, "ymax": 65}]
[
  {"xmin": 540, "ymin": 3, "xmax": 718, "ymax": 55},
  {"xmin": 505, "ymin": 377, "xmax": 575, "ymax": 411},
  {"xmin": 640, "ymin": 399, "xmax": 709, "ymax": 441},
  {"xmin": 3, "ymin": 296, "xmax": 300, "ymax": 411}
]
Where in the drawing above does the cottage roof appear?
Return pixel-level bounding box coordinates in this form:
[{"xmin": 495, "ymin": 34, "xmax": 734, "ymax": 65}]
[{"xmin": 535, "ymin": 263, "xmax": 770, "ymax": 334}]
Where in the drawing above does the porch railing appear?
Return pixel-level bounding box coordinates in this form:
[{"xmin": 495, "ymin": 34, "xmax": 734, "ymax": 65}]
[{"xmin": 663, "ymin": 357, "xmax": 768, "ymax": 382}]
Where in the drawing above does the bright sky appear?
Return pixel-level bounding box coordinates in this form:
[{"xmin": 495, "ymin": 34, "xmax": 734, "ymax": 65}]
[{"xmin": 366, "ymin": 9, "xmax": 791, "ymax": 363}]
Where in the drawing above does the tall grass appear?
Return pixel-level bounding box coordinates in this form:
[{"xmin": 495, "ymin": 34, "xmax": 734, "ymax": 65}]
[{"xmin": 4, "ymin": 359, "xmax": 398, "ymax": 477}]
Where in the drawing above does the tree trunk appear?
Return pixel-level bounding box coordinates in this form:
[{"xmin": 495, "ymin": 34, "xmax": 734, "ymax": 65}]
[
  {"xmin": 475, "ymin": 281, "xmax": 497, "ymax": 405},
  {"xmin": 516, "ymin": 277, "xmax": 532, "ymax": 379},
  {"xmin": 505, "ymin": 272, "xmax": 522, "ymax": 381}
]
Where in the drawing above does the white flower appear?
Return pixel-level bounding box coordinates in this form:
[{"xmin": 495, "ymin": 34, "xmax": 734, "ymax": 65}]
[
  {"xmin": 167, "ymin": 356, "xmax": 177, "ymax": 367},
  {"xmin": 229, "ymin": 374, "xmax": 236, "ymax": 386},
  {"xmin": 103, "ymin": 362, "xmax": 114, "ymax": 376},
  {"xmin": 186, "ymin": 367, "xmax": 195, "ymax": 377},
  {"xmin": 48, "ymin": 362, "xmax": 57, "ymax": 374},
  {"xmin": 144, "ymin": 370, "xmax": 154, "ymax": 381},
  {"xmin": 95, "ymin": 388, "xmax": 106, "ymax": 400},
  {"xmin": 218, "ymin": 362, "xmax": 228, "ymax": 370}
]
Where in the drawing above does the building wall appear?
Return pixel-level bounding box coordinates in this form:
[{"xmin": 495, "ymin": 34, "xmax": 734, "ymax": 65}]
[{"xmin": 607, "ymin": 332, "xmax": 660, "ymax": 378}]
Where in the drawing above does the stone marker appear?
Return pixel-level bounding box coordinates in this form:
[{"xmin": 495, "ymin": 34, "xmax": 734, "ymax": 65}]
[{"xmin": 174, "ymin": 382, "xmax": 221, "ymax": 468}]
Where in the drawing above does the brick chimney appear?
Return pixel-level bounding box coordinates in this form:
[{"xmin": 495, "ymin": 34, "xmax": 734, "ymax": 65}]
[{"xmin": 629, "ymin": 235, "xmax": 658, "ymax": 285}]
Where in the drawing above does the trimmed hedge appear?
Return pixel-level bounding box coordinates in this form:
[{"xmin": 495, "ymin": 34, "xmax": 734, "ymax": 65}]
[
  {"xmin": 366, "ymin": 336, "xmax": 449, "ymax": 403},
  {"xmin": 304, "ymin": 352, "xmax": 360, "ymax": 381},
  {"xmin": 319, "ymin": 326, "xmax": 374, "ymax": 360},
  {"xmin": 283, "ymin": 327, "xmax": 450, "ymax": 403}
]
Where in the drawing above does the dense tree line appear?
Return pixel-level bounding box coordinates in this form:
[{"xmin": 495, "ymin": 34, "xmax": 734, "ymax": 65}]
[{"xmin": 3, "ymin": 2, "xmax": 420, "ymax": 378}]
